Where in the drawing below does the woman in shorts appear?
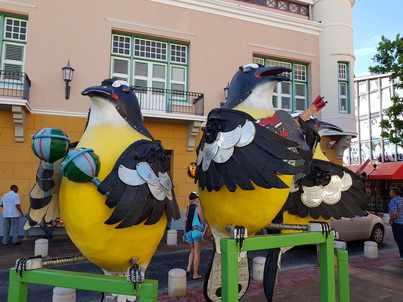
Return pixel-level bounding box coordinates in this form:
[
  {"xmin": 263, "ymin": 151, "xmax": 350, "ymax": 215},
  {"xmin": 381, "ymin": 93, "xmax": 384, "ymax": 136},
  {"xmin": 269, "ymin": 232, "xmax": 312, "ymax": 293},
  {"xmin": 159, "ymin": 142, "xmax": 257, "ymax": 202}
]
[{"xmin": 184, "ymin": 192, "xmax": 207, "ymax": 279}]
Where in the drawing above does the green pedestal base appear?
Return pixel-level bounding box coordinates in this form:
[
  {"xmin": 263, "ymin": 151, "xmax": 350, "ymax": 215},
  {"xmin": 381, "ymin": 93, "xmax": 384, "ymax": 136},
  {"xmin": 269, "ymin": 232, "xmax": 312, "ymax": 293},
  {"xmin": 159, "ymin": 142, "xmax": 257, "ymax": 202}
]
[
  {"xmin": 8, "ymin": 268, "xmax": 158, "ymax": 302},
  {"xmin": 220, "ymin": 232, "xmax": 350, "ymax": 302}
]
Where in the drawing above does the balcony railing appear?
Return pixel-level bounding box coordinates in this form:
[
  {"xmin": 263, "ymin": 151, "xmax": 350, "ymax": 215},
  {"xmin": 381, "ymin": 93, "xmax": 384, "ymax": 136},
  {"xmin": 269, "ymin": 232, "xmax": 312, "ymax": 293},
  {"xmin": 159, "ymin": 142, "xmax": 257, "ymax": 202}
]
[
  {"xmin": 133, "ymin": 86, "xmax": 204, "ymax": 116},
  {"xmin": 0, "ymin": 70, "xmax": 31, "ymax": 101}
]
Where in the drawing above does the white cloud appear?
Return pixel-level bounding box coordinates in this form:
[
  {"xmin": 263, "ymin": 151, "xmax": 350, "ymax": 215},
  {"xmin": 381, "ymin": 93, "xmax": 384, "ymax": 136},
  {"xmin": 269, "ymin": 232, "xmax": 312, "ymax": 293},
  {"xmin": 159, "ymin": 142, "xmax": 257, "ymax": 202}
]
[
  {"xmin": 366, "ymin": 34, "xmax": 382, "ymax": 46},
  {"xmin": 354, "ymin": 47, "xmax": 376, "ymax": 57}
]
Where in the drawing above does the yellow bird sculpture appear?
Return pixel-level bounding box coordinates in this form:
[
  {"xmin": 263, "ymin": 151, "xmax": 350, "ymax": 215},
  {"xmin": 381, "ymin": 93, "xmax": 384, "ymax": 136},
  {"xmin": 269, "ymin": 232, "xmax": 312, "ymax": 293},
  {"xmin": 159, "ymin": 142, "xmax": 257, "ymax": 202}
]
[
  {"xmin": 194, "ymin": 64, "xmax": 368, "ymax": 301},
  {"xmin": 25, "ymin": 79, "xmax": 180, "ymax": 280}
]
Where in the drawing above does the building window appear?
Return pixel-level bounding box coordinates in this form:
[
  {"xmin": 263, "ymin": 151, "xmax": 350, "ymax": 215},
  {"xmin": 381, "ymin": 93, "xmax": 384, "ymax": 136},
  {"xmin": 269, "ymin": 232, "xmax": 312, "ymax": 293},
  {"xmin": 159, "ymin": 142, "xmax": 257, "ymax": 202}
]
[
  {"xmin": 350, "ymin": 75, "xmax": 398, "ymax": 165},
  {"xmin": 253, "ymin": 56, "xmax": 308, "ymax": 112},
  {"xmin": 0, "ymin": 16, "xmax": 28, "ymax": 79},
  {"xmin": 338, "ymin": 62, "xmax": 350, "ymax": 113},
  {"xmin": 112, "ymin": 35, "xmax": 130, "ymax": 56},
  {"xmin": 237, "ymin": 0, "xmax": 309, "ymax": 16},
  {"xmin": 111, "ymin": 33, "xmax": 188, "ymax": 93}
]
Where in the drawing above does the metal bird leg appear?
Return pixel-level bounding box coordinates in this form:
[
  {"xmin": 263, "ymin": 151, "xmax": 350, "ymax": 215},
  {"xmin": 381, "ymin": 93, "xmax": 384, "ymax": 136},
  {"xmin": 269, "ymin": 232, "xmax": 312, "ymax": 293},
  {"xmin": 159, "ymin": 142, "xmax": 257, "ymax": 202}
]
[
  {"xmin": 266, "ymin": 221, "xmax": 333, "ymax": 238},
  {"xmin": 127, "ymin": 258, "xmax": 145, "ymax": 294},
  {"xmin": 226, "ymin": 225, "xmax": 248, "ymax": 251},
  {"xmin": 15, "ymin": 255, "xmax": 86, "ymax": 278}
]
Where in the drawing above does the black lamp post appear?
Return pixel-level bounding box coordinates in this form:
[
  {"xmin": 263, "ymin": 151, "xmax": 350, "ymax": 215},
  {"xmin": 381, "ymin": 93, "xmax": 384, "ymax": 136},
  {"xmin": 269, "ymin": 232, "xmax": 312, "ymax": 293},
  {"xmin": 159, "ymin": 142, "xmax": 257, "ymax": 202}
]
[{"xmin": 62, "ymin": 61, "xmax": 75, "ymax": 99}]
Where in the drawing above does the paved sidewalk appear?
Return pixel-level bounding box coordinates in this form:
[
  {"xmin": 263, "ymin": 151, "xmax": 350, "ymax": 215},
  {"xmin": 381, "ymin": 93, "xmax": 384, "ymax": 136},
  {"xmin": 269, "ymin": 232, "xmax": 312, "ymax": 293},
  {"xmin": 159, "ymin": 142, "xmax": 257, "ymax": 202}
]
[
  {"xmin": 156, "ymin": 248, "xmax": 403, "ymax": 302},
  {"xmin": 1, "ymin": 229, "xmax": 403, "ymax": 301}
]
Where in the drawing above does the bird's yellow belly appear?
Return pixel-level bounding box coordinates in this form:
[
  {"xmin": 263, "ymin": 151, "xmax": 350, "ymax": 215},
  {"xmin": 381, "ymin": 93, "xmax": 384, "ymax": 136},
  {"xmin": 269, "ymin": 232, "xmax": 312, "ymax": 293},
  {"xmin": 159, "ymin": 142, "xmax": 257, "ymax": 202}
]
[
  {"xmin": 200, "ymin": 174, "xmax": 293, "ymax": 237},
  {"xmin": 60, "ymin": 125, "xmax": 166, "ymax": 273}
]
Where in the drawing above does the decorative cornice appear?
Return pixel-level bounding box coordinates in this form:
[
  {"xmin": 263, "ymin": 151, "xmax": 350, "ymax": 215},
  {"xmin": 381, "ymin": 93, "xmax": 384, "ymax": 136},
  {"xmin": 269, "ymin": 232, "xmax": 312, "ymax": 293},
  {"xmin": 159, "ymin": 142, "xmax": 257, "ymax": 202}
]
[
  {"xmin": 0, "ymin": 98, "xmax": 31, "ymax": 111},
  {"xmin": 142, "ymin": 110, "xmax": 206, "ymax": 122},
  {"xmin": 0, "ymin": 0, "xmax": 36, "ymax": 8},
  {"xmin": 151, "ymin": 0, "xmax": 323, "ymax": 35},
  {"xmin": 248, "ymin": 43, "xmax": 317, "ymax": 58},
  {"xmin": 323, "ymin": 22, "xmax": 353, "ymax": 30},
  {"xmin": 106, "ymin": 18, "xmax": 197, "ymax": 37},
  {"xmin": 331, "ymin": 52, "xmax": 356, "ymax": 60},
  {"xmin": 30, "ymin": 108, "xmax": 87, "ymax": 117}
]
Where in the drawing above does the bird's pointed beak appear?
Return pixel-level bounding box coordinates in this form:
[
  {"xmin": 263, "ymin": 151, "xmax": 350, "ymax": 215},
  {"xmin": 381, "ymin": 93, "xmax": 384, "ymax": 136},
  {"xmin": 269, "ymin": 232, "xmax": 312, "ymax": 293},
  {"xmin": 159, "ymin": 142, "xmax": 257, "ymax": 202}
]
[
  {"xmin": 81, "ymin": 86, "xmax": 119, "ymax": 100},
  {"xmin": 255, "ymin": 66, "xmax": 291, "ymax": 82},
  {"xmin": 314, "ymin": 120, "xmax": 343, "ymax": 133}
]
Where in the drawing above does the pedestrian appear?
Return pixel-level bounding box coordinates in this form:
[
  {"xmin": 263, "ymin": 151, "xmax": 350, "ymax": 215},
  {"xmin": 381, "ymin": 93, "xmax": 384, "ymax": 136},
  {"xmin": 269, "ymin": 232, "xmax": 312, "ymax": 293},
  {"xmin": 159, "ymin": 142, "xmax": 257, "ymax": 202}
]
[
  {"xmin": 184, "ymin": 192, "xmax": 207, "ymax": 280},
  {"xmin": 1, "ymin": 185, "xmax": 23, "ymax": 245},
  {"xmin": 40, "ymin": 218, "xmax": 57, "ymax": 239},
  {"xmin": 388, "ymin": 187, "xmax": 403, "ymax": 260}
]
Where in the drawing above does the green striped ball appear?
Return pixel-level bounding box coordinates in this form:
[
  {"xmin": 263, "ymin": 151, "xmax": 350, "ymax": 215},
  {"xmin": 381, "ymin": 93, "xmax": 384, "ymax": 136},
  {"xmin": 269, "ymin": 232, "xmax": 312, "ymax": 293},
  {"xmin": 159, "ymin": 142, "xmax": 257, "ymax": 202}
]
[
  {"xmin": 61, "ymin": 148, "xmax": 100, "ymax": 182},
  {"xmin": 31, "ymin": 128, "xmax": 70, "ymax": 163}
]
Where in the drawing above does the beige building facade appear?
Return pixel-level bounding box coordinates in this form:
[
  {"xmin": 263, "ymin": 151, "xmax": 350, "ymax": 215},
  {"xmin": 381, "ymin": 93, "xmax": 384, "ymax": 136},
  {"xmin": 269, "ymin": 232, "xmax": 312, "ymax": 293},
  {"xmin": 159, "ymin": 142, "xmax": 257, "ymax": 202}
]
[{"xmin": 0, "ymin": 0, "xmax": 357, "ymax": 224}]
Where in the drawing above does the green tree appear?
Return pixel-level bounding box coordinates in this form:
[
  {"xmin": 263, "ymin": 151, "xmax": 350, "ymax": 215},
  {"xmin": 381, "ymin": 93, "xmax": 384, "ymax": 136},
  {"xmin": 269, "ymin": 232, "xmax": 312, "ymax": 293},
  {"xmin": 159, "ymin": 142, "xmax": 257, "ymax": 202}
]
[{"xmin": 369, "ymin": 34, "xmax": 403, "ymax": 147}]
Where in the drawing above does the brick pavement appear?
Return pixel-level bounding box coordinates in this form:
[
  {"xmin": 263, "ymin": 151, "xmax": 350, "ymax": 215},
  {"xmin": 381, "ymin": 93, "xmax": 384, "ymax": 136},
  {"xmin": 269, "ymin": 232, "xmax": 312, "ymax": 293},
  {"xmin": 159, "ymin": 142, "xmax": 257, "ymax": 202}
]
[
  {"xmin": 157, "ymin": 249, "xmax": 403, "ymax": 301},
  {"xmin": 1, "ymin": 229, "xmax": 403, "ymax": 301}
]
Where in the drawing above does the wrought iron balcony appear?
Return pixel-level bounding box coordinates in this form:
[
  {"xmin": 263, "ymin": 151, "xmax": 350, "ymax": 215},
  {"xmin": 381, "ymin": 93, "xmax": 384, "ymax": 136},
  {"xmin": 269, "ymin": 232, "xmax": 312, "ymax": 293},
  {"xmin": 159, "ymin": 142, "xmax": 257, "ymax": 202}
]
[
  {"xmin": 0, "ymin": 70, "xmax": 31, "ymax": 101},
  {"xmin": 132, "ymin": 86, "xmax": 204, "ymax": 116}
]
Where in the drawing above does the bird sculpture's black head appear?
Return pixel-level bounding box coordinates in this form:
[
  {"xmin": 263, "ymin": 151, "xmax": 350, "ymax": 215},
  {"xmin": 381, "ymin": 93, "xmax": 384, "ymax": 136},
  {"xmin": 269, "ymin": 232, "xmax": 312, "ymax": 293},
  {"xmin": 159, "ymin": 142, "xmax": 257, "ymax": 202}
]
[
  {"xmin": 303, "ymin": 116, "xmax": 343, "ymax": 135},
  {"xmin": 222, "ymin": 64, "xmax": 292, "ymax": 109},
  {"xmin": 82, "ymin": 78, "xmax": 153, "ymax": 139}
]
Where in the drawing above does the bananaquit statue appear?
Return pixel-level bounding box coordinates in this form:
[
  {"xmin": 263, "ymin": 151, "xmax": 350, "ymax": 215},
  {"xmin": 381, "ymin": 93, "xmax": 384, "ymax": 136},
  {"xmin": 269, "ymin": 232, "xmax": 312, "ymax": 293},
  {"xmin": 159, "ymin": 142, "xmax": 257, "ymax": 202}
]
[
  {"xmin": 195, "ymin": 64, "xmax": 368, "ymax": 301},
  {"xmin": 25, "ymin": 79, "xmax": 180, "ymax": 283}
]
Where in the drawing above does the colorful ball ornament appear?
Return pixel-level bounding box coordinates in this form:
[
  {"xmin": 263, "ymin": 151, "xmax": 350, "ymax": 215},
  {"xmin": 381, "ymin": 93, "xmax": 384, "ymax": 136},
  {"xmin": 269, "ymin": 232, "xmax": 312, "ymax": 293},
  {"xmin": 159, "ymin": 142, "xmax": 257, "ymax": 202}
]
[
  {"xmin": 31, "ymin": 127, "xmax": 70, "ymax": 163},
  {"xmin": 61, "ymin": 148, "xmax": 101, "ymax": 183}
]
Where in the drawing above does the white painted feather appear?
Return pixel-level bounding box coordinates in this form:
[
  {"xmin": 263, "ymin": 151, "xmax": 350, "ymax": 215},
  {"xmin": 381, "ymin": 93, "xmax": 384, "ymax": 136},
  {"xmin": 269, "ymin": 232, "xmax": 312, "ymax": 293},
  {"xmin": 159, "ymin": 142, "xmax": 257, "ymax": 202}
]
[
  {"xmin": 118, "ymin": 165, "xmax": 145, "ymax": 186},
  {"xmin": 137, "ymin": 162, "xmax": 159, "ymax": 185}
]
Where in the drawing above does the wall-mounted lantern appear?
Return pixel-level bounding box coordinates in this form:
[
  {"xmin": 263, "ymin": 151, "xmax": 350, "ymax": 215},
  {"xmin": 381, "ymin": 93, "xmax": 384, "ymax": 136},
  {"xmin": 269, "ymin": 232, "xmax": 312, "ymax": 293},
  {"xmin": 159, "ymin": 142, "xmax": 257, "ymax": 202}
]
[{"xmin": 62, "ymin": 61, "xmax": 75, "ymax": 99}]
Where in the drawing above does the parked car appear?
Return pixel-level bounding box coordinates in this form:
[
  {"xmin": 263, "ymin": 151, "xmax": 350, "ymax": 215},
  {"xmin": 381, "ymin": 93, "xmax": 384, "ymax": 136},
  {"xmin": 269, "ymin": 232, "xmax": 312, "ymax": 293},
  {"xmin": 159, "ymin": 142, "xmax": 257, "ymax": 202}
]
[{"xmin": 330, "ymin": 212, "xmax": 385, "ymax": 244}]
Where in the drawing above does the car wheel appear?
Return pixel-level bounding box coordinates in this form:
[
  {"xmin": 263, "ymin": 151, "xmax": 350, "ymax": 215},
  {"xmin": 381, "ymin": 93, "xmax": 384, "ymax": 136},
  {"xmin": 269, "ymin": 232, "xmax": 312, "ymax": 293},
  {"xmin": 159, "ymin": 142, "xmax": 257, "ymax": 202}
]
[{"xmin": 370, "ymin": 224, "xmax": 384, "ymax": 244}]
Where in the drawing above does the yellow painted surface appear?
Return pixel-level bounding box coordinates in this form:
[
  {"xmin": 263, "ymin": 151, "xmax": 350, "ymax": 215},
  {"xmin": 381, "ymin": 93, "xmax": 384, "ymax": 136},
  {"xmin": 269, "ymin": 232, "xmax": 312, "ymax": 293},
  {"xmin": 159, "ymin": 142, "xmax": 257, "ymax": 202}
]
[
  {"xmin": 149, "ymin": 122, "xmax": 174, "ymax": 138},
  {"xmin": 0, "ymin": 128, "xmax": 18, "ymax": 147},
  {"xmin": 13, "ymin": 163, "xmax": 38, "ymax": 179},
  {"xmin": 33, "ymin": 114, "xmax": 67, "ymax": 131},
  {"xmin": 200, "ymin": 176, "xmax": 293, "ymax": 237},
  {"xmin": 0, "ymin": 146, "xmax": 32, "ymax": 162},
  {"xmin": 65, "ymin": 116, "xmax": 87, "ymax": 133},
  {"xmin": 60, "ymin": 122, "xmax": 170, "ymax": 272},
  {"xmin": 0, "ymin": 163, "xmax": 15, "ymax": 179},
  {"xmin": 319, "ymin": 138, "xmax": 343, "ymax": 165}
]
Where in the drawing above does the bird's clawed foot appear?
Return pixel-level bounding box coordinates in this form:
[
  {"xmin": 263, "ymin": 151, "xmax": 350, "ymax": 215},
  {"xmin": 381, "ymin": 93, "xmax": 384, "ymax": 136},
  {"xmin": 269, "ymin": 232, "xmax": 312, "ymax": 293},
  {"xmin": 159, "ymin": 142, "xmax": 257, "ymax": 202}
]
[
  {"xmin": 127, "ymin": 258, "xmax": 145, "ymax": 293},
  {"xmin": 15, "ymin": 256, "xmax": 43, "ymax": 279},
  {"xmin": 308, "ymin": 221, "xmax": 332, "ymax": 238},
  {"xmin": 226, "ymin": 225, "xmax": 248, "ymax": 251}
]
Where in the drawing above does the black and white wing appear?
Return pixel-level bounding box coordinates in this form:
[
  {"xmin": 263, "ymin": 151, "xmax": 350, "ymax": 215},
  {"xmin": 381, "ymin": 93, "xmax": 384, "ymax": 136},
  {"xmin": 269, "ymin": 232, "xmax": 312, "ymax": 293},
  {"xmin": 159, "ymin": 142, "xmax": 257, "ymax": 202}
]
[
  {"xmin": 195, "ymin": 108, "xmax": 303, "ymax": 192},
  {"xmin": 97, "ymin": 139, "xmax": 180, "ymax": 228},
  {"xmin": 283, "ymin": 159, "xmax": 369, "ymax": 220},
  {"xmin": 25, "ymin": 159, "xmax": 63, "ymax": 228},
  {"xmin": 25, "ymin": 141, "xmax": 79, "ymax": 228}
]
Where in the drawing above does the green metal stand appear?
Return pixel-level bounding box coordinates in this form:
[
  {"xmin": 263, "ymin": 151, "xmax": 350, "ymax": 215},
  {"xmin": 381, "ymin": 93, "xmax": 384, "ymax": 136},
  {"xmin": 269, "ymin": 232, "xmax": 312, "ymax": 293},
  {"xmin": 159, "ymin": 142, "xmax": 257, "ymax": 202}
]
[
  {"xmin": 8, "ymin": 268, "xmax": 158, "ymax": 302},
  {"xmin": 220, "ymin": 231, "xmax": 350, "ymax": 302}
]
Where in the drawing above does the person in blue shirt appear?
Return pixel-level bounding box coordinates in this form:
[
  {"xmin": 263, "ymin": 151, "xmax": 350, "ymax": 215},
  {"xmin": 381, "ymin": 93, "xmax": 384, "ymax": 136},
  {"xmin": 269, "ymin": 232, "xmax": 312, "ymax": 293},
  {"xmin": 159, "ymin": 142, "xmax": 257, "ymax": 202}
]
[
  {"xmin": 1, "ymin": 185, "xmax": 23, "ymax": 245},
  {"xmin": 388, "ymin": 187, "xmax": 403, "ymax": 260}
]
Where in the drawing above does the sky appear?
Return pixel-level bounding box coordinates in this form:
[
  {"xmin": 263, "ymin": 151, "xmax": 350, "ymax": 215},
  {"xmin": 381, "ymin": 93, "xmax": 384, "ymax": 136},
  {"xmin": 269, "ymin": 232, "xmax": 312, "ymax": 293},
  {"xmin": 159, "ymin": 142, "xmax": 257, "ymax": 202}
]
[{"xmin": 352, "ymin": 0, "xmax": 403, "ymax": 77}]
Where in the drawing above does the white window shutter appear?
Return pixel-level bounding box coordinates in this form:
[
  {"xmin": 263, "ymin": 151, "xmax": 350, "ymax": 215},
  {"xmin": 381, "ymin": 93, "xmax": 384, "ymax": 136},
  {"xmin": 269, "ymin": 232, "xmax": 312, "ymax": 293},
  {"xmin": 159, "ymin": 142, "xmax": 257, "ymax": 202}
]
[{"xmin": 111, "ymin": 57, "xmax": 129, "ymax": 81}]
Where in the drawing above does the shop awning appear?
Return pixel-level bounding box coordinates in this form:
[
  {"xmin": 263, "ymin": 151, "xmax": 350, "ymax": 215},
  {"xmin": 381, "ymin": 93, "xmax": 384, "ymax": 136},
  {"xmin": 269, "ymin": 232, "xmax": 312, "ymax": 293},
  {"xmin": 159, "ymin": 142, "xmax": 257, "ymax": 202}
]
[{"xmin": 345, "ymin": 162, "xmax": 403, "ymax": 180}]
